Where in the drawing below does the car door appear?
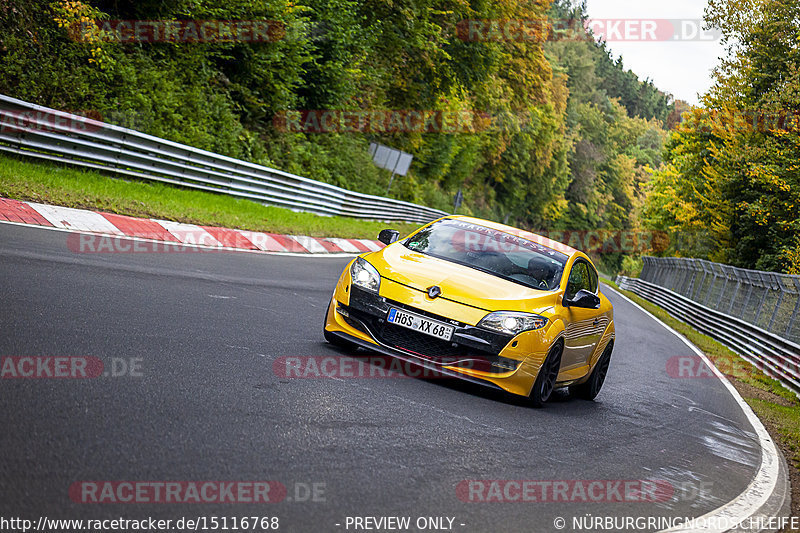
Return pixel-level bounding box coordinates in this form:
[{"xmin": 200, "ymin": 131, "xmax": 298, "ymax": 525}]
[
  {"xmin": 581, "ymin": 263, "xmax": 607, "ymax": 365},
  {"xmin": 560, "ymin": 260, "xmax": 603, "ymax": 371}
]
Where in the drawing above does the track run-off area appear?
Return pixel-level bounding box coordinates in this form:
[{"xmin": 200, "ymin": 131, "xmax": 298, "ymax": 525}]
[{"xmin": 0, "ymin": 222, "xmax": 789, "ymax": 532}]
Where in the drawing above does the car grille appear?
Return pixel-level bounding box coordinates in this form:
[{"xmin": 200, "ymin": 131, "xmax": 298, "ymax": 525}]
[
  {"xmin": 342, "ymin": 285, "xmax": 520, "ymax": 373},
  {"xmin": 378, "ymin": 322, "xmax": 463, "ymax": 359}
]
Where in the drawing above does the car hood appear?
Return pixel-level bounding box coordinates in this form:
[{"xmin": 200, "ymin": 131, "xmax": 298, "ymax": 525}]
[{"xmin": 368, "ymin": 243, "xmax": 559, "ymax": 313}]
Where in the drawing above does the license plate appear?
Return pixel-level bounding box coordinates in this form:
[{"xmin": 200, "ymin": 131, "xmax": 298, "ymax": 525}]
[{"xmin": 387, "ymin": 308, "xmax": 454, "ymax": 341}]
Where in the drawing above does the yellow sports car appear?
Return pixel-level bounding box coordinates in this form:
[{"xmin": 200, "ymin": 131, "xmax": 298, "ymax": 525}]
[{"xmin": 323, "ymin": 216, "xmax": 615, "ymax": 406}]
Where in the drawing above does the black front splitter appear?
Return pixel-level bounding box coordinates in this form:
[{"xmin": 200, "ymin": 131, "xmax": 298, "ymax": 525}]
[{"xmin": 326, "ymin": 329, "xmax": 507, "ymax": 393}]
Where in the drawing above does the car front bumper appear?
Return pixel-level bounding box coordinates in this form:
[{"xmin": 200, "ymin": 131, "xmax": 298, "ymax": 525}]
[{"xmin": 324, "ymin": 281, "xmax": 554, "ymax": 397}]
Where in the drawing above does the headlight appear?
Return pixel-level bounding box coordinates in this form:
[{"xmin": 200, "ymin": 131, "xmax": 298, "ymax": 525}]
[
  {"xmin": 478, "ymin": 311, "xmax": 547, "ymax": 335},
  {"xmin": 350, "ymin": 257, "xmax": 381, "ymax": 292}
]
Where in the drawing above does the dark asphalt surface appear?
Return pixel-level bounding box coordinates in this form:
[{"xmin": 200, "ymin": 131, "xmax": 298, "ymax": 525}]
[{"xmin": 0, "ymin": 223, "xmax": 763, "ymax": 532}]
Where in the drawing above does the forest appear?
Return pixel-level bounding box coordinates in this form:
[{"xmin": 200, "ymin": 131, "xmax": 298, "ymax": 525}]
[{"xmin": 1, "ymin": 0, "xmax": 796, "ymax": 273}]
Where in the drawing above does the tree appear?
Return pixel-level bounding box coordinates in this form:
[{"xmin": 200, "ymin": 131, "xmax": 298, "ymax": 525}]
[{"xmin": 645, "ymin": 0, "xmax": 800, "ymax": 273}]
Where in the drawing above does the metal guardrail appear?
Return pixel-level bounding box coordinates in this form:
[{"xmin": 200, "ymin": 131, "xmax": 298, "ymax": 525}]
[
  {"xmin": 639, "ymin": 256, "xmax": 800, "ymax": 345},
  {"xmin": 616, "ymin": 276, "xmax": 800, "ymax": 398},
  {"xmin": 0, "ymin": 94, "xmax": 449, "ymax": 224}
]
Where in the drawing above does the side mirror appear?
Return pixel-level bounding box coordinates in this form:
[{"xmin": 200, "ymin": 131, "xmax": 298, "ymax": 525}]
[
  {"xmin": 378, "ymin": 229, "xmax": 400, "ymax": 246},
  {"xmin": 563, "ymin": 289, "xmax": 601, "ymax": 309}
]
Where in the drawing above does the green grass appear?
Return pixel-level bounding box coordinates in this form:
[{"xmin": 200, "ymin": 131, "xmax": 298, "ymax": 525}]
[
  {"xmin": 749, "ymin": 399, "xmax": 800, "ymax": 469},
  {"xmin": 603, "ymin": 279, "xmax": 800, "ymax": 469},
  {"xmin": 0, "ymin": 153, "xmax": 419, "ymax": 239}
]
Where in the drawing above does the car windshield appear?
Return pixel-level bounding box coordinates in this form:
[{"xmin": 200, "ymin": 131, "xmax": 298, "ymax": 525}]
[{"xmin": 403, "ymin": 219, "xmax": 569, "ymax": 290}]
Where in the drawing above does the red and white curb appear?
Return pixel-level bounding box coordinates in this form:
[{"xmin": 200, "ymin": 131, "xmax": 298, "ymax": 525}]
[{"xmin": 0, "ymin": 197, "xmax": 384, "ymax": 255}]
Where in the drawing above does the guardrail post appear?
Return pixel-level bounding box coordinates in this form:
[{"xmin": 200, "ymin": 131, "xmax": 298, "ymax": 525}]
[
  {"xmin": 670, "ymin": 259, "xmax": 678, "ymax": 287},
  {"xmin": 704, "ymin": 263, "xmax": 718, "ymax": 306},
  {"xmin": 768, "ymin": 278, "xmax": 785, "ymax": 331},
  {"xmin": 672, "ymin": 259, "xmax": 685, "ymax": 292},
  {"xmin": 728, "ymin": 271, "xmax": 743, "ymax": 315},
  {"xmin": 740, "ymin": 271, "xmax": 755, "ymax": 320},
  {"xmin": 675, "ymin": 259, "xmax": 684, "ymax": 290},
  {"xmin": 716, "ymin": 266, "xmax": 730, "ymax": 311},
  {"xmin": 645, "ymin": 257, "xmax": 657, "ymax": 283},
  {"xmin": 695, "ymin": 260, "xmax": 709, "ymax": 301},
  {"xmin": 643, "ymin": 257, "xmax": 653, "ymax": 282},
  {"xmin": 666, "ymin": 258, "xmax": 676, "ymax": 290},
  {"xmin": 683, "ymin": 259, "xmax": 696, "ymax": 295},
  {"xmin": 708, "ymin": 264, "xmax": 720, "ymax": 303},
  {"xmin": 685, "ymin": 259, "xmax": 698, "ymax": 298},
  {"xmin": 754, "ymin": 273, "xmax": 769, "ymax": 326},
  {"xmin": 788, "ymin": 278, "xmax": 800, "ymax": 337},
  {"xmin": 659, "ymin": 258, "xmax": 670, "ymax": 287}
]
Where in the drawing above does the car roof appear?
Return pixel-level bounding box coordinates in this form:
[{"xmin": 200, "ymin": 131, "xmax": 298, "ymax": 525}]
[{"xmin": 447, "ymin": 215, "xmax": 580, "ymax": 257}]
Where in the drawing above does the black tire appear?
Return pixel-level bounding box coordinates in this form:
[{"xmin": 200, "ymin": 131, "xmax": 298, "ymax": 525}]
[
  {"xmin": 570, "ymin": 341, "xmax": 613, "ymax": 401},
  {"xmin": 529, "ymin": 340, "xmax": 564, "ymax": 408}
]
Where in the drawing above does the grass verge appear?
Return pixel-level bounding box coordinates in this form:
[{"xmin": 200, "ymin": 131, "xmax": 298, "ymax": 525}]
[
  {"xmin": 0, "ymin": 153, "xmax": 419, "ymax": 239},
  {"xmin": 603, "ymin": 279, "xmax": 800, "ymax": 528}
]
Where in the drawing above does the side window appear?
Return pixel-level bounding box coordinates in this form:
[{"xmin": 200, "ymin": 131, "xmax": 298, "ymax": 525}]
[
  {"xmin": 566, "ymin": 262, "xmax": 590, "ymax": 299},
  {"xmin": 587, "ymin": 263, "xmax": 598, "ymax": 293}
]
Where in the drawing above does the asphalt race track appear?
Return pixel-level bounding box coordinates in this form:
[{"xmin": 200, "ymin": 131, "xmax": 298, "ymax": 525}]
[{"xmin": 0, "ymin": 223, "xmax": 766, "ymax": 532}]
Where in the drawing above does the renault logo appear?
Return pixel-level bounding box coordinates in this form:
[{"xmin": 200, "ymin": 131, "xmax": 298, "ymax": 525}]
[{"xmin": 427, "ymin": 285, "xmax": 442, "ymax": 299}]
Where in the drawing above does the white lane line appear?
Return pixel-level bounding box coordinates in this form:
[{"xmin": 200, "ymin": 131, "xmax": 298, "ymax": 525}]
[
  {"xmin": 603, "ymin": 284, "xmax": 784, "ymax": 533},
  {"xmin": 288, "ymin": 235, "xmax": 328, "ymax": 254},
  {"xmin": 27, "ymin": 202, "xmax": 125, "ymax": 235},
  {"xmin": 156, "ymin": 220, "xmax": 222, "ymax": 247}
]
